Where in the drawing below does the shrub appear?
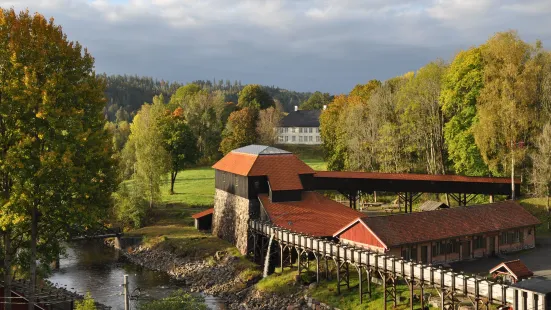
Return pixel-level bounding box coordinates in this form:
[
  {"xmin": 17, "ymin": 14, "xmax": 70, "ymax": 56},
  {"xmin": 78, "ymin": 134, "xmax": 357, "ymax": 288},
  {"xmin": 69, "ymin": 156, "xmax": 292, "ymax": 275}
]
[
  {"xmin": 139, "ymin": 289, "xmax": 207, "ymax": 310},
  {"xmin": 75, "ymin": 292, "xmax": 97, "ymax": 310}
]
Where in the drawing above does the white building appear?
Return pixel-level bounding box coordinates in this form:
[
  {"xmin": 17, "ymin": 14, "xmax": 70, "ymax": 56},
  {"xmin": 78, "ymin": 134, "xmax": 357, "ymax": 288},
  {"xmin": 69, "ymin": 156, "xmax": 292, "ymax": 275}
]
[{"xmin": 276, "ymin": 106, "xmax": 324, "ymax": 145}]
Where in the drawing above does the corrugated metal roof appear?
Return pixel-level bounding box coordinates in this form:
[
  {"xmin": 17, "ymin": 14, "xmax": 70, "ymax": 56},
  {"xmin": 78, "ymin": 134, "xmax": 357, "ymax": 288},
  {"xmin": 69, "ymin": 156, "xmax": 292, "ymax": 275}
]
[
  {"xmin": 419, "ymin": 201, "xmax": 449, "ymax": 211},
  {"xmin": 232, "ymin": 144, "xmax": 290, "ymax": 155}
]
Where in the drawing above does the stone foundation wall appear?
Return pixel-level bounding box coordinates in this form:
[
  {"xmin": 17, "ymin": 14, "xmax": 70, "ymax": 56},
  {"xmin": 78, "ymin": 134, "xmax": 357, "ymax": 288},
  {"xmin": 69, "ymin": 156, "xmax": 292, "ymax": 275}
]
[{"xmin": 213, "ymin": 189, "xmax": 251, "ymax": 255}]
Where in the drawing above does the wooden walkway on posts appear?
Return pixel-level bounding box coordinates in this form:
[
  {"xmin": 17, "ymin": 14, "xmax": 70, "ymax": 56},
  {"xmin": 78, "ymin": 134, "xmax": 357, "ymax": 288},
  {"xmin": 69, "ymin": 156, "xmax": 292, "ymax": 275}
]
[{"xmin": 249, "ymin": 220, "xmax": 548, "ymax": 310}]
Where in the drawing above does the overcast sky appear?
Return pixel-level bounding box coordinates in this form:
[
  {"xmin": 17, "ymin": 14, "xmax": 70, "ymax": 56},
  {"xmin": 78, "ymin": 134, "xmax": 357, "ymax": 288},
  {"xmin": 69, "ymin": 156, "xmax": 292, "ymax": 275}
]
[{"xmin": 2, "ymin": 0, "xmax": 551, "ymax": 93}]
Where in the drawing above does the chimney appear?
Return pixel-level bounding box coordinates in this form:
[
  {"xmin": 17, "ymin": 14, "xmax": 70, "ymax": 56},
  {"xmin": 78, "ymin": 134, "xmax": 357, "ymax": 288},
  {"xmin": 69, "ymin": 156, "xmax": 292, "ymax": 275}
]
[
  {"xmin": 323, "ymin": 105, "xmax": 327, "ymax": 110},
  {"xmin": 294, "ymin": 105, "xmax": 298, "ymax": 112}
]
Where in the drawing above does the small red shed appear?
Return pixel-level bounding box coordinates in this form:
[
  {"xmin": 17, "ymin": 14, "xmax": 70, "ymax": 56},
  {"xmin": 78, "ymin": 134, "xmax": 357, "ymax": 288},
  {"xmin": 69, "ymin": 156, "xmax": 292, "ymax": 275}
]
[{"xmin": 490, "ymin": 259, "xmax": 534, "ymax": 284}]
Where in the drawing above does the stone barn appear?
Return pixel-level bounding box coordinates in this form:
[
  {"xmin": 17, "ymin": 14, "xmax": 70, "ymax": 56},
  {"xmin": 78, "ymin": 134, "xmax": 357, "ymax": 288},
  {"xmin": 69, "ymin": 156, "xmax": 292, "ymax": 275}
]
[{"xmin": 211, "ymin": 145, "xmax": 317, "ymax": 254}]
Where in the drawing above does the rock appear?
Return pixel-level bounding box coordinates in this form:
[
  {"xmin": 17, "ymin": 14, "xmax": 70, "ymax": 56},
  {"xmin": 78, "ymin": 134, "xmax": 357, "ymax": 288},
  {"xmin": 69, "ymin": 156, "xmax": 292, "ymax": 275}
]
[{"xmin": 308, "ymin": 283, "xmax": 318, "ymax": 290}]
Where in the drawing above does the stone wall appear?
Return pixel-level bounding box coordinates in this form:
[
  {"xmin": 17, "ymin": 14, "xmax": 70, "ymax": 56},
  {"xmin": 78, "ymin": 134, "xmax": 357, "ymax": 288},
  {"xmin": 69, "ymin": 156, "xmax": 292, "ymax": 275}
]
[{"xmin": 213, "ymin": 189, "xmax": 251, "ymax": 255}]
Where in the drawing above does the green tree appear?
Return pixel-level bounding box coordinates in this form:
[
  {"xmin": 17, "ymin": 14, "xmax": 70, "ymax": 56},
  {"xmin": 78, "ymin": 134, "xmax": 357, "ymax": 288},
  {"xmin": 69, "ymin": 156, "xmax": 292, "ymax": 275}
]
[
  {"xmin": 237, "ymin": 84, "xmax": 274, "ymax": 110},
  {"xmin": 0, "ymin": 9, "xmax": 118, "ymax": 309},
  {"xmin": 349, "ymin": 80, "xmax": 382, "ymax": 99},
  {"xmin": 473, "ymin": 31, "xmax": 541, "ymax": 175},
  {"xmin": 531, "ymin": 123, "xmax": 551, "ymax": 230},
  {"xmin": 168, "ymin": 83, "xmax": 204, "ymax": 110},
  {"xmin": 112, "ymin": 183, "xmax": 148, "ymax": 228},
  {"xmin": 161, "ymin": 107, "xmax": 199, "ymax": 195},
  {"xmin": 299, "ymin": 91, "xmax": 332, "ymax": 110},
  {"xmin": 140, "ymin": 290, "xmax": 207, "ymax": 310},
  {"xmin": 75, "ymin": 292, "xmax": 97, "ymax": 310},
  {"xmin": 397, "ymin": 61, "xmax": 447, "ymax": 174},
  {"xmin": 320, "ymin": 95, "xmax": 348, "ymax": 170},
  {"xmin": 441, "ymin": 47, "xmax": 489, "ymax": 176},
  {"xmin": 125, "ymin": 95, "xmax": 170, "ymax": 208},
  {"xmin": 220, "ymin": 108, "xmax": 258, "ymax": 155}
]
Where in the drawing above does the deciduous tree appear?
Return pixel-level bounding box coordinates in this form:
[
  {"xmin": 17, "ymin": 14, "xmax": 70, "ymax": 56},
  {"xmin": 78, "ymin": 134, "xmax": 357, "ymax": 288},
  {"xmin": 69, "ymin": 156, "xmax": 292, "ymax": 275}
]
[
  {"xmin": 220, "ymin": 108, "xmax": 258, "ymax": 155},
  {"xmin": 299, "ymin": 91, "xmax": 332, "ymax": 110},
  {"xmin": 473, "ymin": 31, "xmax": 541, "ymax": 175},
  {"xmin": 531, "ymin": 123, "xmax": 551, "ymax": 230},
  {"xmin": 441, "ymin": 47, "xmax": 489, "ymax": 176},
  {"xmin": 256, "ymin": 106, "xmax": 283, "ymax": 146},
  {"xmin": 237, "ymin": 84, "xmax": 274, "ymax": 110},
  {"xmin": 161, "ymin": 107, "xmax": 199, "ymax": 195},
  {"xmin": 0, "ymin": 9, "xmax": 117, "ymax": 309}
]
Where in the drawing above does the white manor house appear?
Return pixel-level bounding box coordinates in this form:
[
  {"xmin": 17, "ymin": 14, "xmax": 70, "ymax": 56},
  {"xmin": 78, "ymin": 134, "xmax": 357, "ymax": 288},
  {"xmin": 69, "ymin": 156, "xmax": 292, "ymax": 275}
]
[{"xmin": 276, "ymin": 106, "xmax": 324, "ymax": 145}]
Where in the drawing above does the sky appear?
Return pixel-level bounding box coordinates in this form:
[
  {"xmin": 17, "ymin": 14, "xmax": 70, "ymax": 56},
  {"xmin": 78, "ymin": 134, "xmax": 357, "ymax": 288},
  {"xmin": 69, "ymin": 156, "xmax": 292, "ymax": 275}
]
[{"xmin": 2, "ymin": 0, "xmax": 551, "ymax": 94}]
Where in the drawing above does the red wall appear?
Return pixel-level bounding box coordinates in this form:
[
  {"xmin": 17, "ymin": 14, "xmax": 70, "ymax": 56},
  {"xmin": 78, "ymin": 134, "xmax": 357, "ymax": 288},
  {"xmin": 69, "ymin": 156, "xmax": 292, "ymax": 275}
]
[{"xmin": 340, "ymin": 222, "xmax": 385, "ymax": 249}]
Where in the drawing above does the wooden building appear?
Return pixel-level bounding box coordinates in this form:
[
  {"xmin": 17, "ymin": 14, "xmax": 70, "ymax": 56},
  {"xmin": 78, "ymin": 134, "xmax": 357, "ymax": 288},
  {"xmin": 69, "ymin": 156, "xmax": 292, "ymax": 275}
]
[
  {"xmin": 192, "ymin": 208, "xmax": 213, "ymax": 231},
  {"xmin": 491, "ymin": 260, "xmax": 534, "ymax": 284},
  {"xmin": 418, "ymin": 200, "xmax": 449, "ymax": 212},
  {"xmin": 334, "ymin": 201, "xmax": 540, "ymax": 264}
]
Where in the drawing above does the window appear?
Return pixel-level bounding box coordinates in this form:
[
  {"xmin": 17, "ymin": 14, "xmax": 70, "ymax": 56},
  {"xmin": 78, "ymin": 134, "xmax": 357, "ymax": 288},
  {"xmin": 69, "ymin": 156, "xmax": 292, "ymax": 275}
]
[
  {"xmin": 285, "ymin": 128, "xmax": 288, "ymax": 133},
  {"xmin": 299, "ymin": 136, "xmax": 303, "ymax": 142},
  {"xmin": 528, "ymin": 229, "xmax": 532, "ymax": 235},
  {"xmin": 474, "ymin": 236, "xmax": 486, "ymax": 249},
  {"xmin": 316, "ymin": 128, "xmax": 319, "ymax": 133},
  {"xmin": 316, "ymin": 136, "xmax": 321, "ymax": 142},
  {"xmin": 292, "ymin": 136, "xmax": 296, "ymax": 142},
  {"xmin": 292, "ymin": 128, "xmax": 296, "ymax": 133},
  {"xmin": 309, "ymin": 127, "xmax": 313, "ymax": 133},
  {"xmin": 299, "ymin": 128, "xmax": 303, "ymax": 133},
  {"xmin": 309, "ymin": 136, "xmax": 313, "ymax": 142},
  {"xmin": 285, "ymin": 136, "xmax": 289, "ymax": 142}
]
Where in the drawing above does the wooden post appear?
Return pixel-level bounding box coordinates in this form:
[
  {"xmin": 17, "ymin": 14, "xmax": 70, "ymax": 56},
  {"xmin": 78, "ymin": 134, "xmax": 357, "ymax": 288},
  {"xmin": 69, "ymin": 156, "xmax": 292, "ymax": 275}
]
[
  {"xmin": 440, "ymin": 289, "xmax": 446, "ymax": 310},
  {"xmin": 383, "ymin": 273, "xmax": 387, "ymax": 310},
  {"xmin": 336, "ymin": 260, "xmax": 341, "ymax": 295},
  {"xmin": 358, "ymin": 267, "xmax": 363, "ymax": 304},
  {"xmin": 420, "ymin": 284, "xmax": 424, "ymax": 310},
  {"xmin": 280, "ymin": 244, "xmax": 284, "ymax": 273},
  {"xmin": 315, "ymin": 255, "xmax": 320, "ymax": 283},
  {"xmin": 409, "ymin": 282, "xmax": 414, "ymax": 310}
]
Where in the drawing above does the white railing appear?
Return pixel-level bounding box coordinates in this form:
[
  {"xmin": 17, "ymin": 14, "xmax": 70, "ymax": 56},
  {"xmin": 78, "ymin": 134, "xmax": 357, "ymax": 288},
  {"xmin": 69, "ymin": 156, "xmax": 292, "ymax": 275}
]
[{"xmin": 250, "ymin": 220, "xmax": 548, "ymax": 310}]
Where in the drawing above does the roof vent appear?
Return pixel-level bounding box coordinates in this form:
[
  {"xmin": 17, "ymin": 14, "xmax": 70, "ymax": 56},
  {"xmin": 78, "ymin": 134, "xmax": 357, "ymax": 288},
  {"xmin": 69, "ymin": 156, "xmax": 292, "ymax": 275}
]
[{"xmin": 294, "ymin": 105, "xmax": 298, "ymax": 112}]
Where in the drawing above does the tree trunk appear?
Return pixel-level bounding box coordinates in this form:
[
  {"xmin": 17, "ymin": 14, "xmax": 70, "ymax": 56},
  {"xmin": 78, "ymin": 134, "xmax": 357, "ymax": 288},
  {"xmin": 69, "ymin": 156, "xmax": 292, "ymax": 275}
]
[
  {"xmin": 547, "ymin": 195, "xmax": 550, "ymax": 231},
  {"xmin": 149, "ymin": 177, "xmax": 153, "ymax": 209},
  {"xmin": 4, "ymin": 231, "xmax": 12, "ymax": 310},
  {"xmin": 170, "ymin": 171, "xmax": 178, "ymax": 195},
  {"xmin": 28, "ymin": 207, "xmax": 38, "ymax": 310}
]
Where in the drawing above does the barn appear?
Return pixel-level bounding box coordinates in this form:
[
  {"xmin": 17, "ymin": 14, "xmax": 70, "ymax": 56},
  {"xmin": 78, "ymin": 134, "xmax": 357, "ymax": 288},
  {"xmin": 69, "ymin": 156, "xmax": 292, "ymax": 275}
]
[{"xmin": 334, "ymin": 201, "xmax": 540, "ymax": 264}]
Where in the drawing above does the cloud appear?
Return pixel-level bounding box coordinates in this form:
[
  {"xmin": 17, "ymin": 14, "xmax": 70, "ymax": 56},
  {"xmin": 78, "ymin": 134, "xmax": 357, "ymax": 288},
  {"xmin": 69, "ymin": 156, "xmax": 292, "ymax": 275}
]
[{"xmin": 1, "ymin": 0, "xmax": 551, "ymax": 93}]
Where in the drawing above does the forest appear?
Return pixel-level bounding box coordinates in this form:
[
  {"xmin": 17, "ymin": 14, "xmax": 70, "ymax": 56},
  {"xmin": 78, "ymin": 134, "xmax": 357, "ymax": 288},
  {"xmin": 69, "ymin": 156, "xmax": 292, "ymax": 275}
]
[{"xmin": 102, "ymin": 74, "xmax": 313, "ymax": 122}]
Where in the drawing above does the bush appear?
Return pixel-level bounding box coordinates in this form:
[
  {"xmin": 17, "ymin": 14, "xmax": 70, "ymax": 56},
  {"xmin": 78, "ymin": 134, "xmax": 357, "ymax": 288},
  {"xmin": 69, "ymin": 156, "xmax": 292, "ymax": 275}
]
[
  {"xmin": 113, "ymin": 183, "xmax": 148, "ymax": 228},
  {"xmin": 139, "ymin": 290, "xmax": 207, "ymax": 310},
  {"xmin": 75, "ymin": 292, "xmax": 97, "ymax": 310}
]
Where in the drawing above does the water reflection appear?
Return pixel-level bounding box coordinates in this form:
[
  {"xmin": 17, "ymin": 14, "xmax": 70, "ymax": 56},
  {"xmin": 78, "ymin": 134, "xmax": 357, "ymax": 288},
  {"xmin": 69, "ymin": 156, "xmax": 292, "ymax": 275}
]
[{"xmin": 48, "ymin": 240, "xmax": 226, "ymax": 310}]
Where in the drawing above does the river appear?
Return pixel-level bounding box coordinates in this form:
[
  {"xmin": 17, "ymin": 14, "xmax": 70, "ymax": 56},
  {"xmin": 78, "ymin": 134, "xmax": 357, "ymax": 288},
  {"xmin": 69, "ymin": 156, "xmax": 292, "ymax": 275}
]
[{"xmin": 47, "ymin": 240, "xmax": 227, "ymax": 310}]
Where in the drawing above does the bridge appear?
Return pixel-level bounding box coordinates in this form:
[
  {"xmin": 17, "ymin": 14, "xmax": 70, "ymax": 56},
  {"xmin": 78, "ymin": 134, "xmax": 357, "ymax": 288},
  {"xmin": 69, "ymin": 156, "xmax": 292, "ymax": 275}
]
[
  {"xmin": 249, "ymin": 219, "xmax": 547, "ymax": 310},
  {"xmin": 304, "ymin": 171, "xmax": 520, "ymax": 212}
]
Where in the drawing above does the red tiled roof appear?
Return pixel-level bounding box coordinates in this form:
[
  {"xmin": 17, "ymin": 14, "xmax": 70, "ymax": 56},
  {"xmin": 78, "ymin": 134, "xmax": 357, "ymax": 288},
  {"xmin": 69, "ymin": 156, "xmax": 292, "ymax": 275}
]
[
  {"xmin": 490, "ymin": 260, "xmax": 534, "ymax": 280},
  {"xmin": 335, "ymin": 201, "xmax": 540, "ymax": 248},
  {"xmin": 192, "ymin": 208, "xmax": 214, "ymax": 219},
  {"xmin": 212, "ymin": 151, "xmax": 314, "ymax": 191},
  {"xmin": 314, "ymin": 171, "xmax": 520, "ymax": 184},
  {"xmin": 212, "ymin": 152, "xmax": 258, "ymax": 176},
  {"xmin": 249, "ymin": 155, "xmax": 314, "ymax": 191},
  {"xmin": 259, "ymin": 191, "xmax": 364, "ymax": 237}
]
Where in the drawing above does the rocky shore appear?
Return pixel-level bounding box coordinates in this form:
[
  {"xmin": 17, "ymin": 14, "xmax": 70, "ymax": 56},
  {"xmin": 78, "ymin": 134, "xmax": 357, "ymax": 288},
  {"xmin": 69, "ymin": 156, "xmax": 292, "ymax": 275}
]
[{"xmin": 108, "ymin": 240, "xmax": 339, "ymax": 310}]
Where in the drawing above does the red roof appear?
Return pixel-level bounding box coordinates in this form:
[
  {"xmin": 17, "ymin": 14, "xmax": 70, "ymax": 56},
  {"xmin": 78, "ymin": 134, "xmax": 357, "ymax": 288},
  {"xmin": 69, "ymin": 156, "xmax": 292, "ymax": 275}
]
[
  {"xmin": 259, "ymin": 191, "xmax": 364, "ymax": 237},
  {"xmin": 314, "ymin": 171, "xmax": 519, "ymax": 184},
  {"xmin": 212, "ymin": 152, "xmax": 314, "ymax": 191},
  {"xmin": 490, "ymin": 260, "xmax": 534, "ymax": 280},
  {"xmin": 334, "ymin": 201, "xmax": 540, "ymax": 248},
  {"xmin": 192, "ymin": 208, "xmax": 214, "ymax": 219}
]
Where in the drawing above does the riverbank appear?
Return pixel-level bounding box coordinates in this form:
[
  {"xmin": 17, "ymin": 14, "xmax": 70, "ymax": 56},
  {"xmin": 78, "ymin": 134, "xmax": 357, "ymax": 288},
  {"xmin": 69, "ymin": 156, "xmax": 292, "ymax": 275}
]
[{"xmin": 109, "ymin": 237, "xmax": 318, "ymax": 310}]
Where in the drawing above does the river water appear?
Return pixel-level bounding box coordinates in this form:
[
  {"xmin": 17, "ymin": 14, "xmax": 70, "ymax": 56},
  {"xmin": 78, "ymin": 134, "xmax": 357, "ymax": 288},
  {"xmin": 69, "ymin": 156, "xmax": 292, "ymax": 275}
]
[{"xmin": 47, "ymin": 240, "xmax": 226, "ymax": 310}]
